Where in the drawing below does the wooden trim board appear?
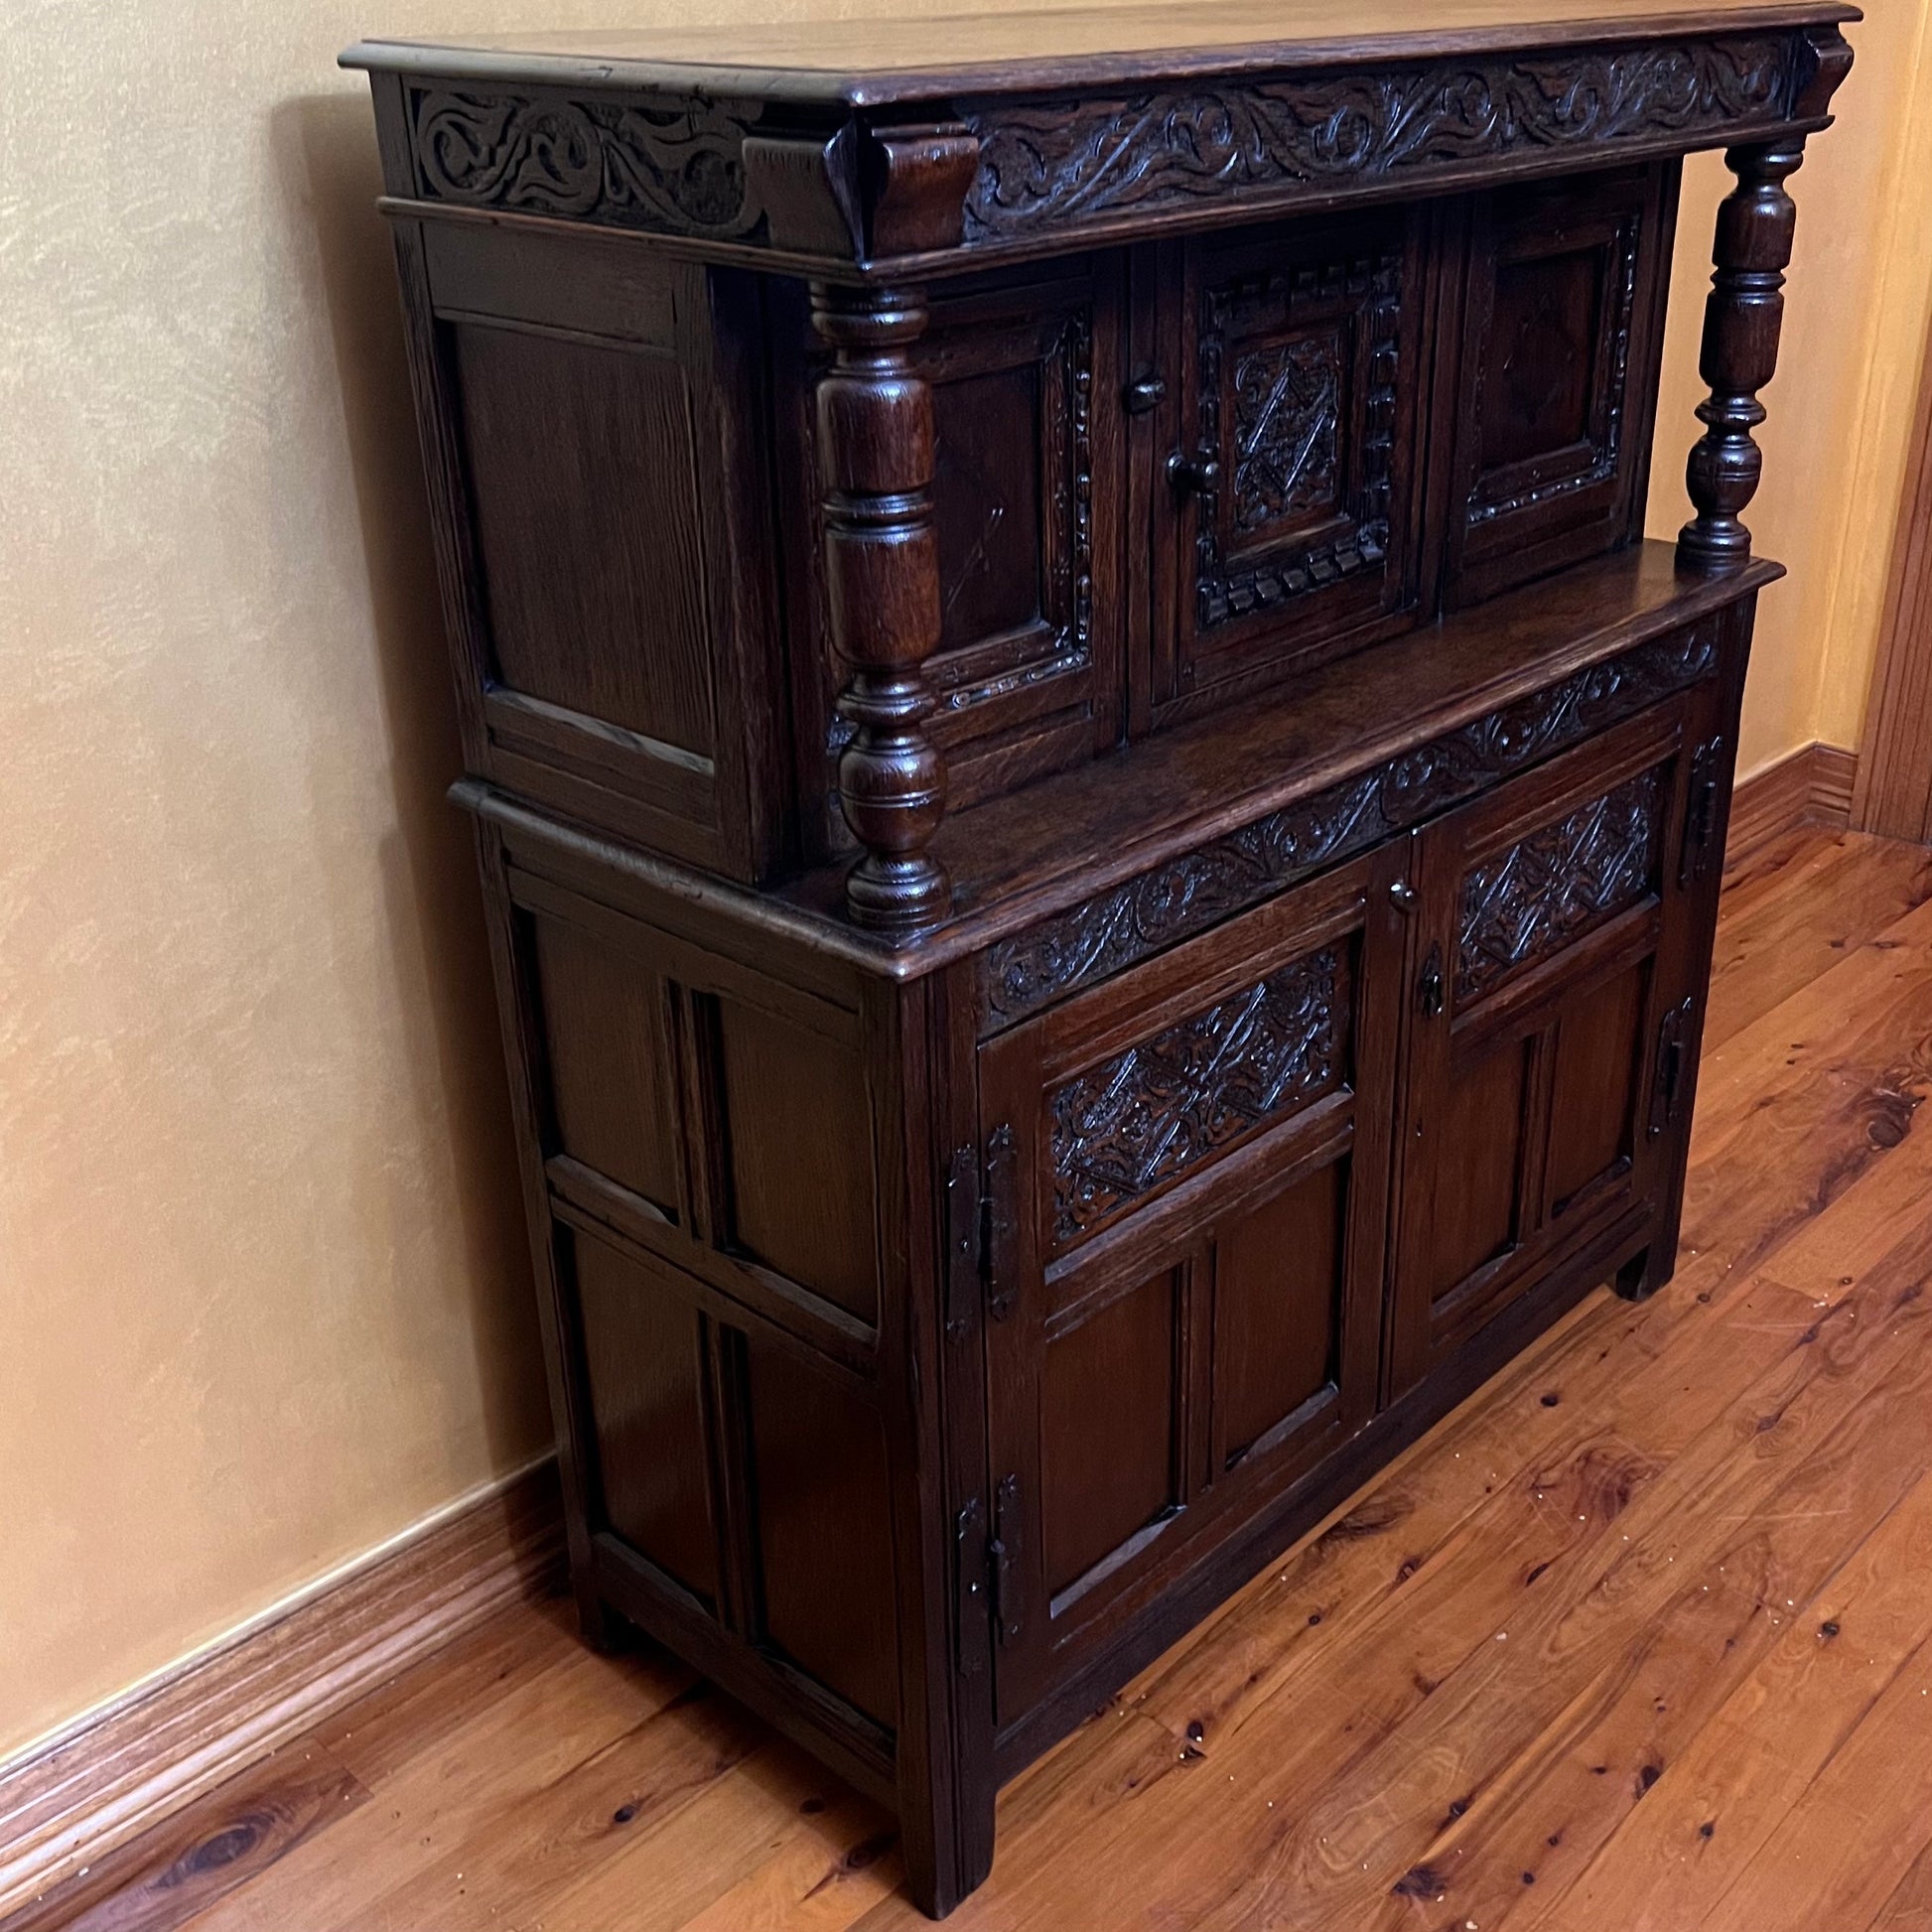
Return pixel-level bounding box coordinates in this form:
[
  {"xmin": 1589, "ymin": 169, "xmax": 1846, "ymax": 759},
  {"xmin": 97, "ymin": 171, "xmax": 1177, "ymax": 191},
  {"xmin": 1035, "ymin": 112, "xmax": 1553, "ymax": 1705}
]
[
  {"xmin": 1856, "ymin": 307, "xmax": 1932, "ymax": 842},
  {"xmin": 1725, "ymin": 740, "xmax": 1859, "ymax": 872},
  {"xmin": 0, "ymin": 1459, "xmax": 565, "ymax": 1921}
]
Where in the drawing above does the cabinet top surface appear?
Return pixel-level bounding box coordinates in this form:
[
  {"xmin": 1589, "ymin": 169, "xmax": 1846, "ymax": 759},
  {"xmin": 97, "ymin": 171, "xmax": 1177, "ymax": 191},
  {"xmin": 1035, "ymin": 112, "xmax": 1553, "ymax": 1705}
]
[{"xmin": 345, "ymin": 0, "xmax": 1857, "ymax": 105}]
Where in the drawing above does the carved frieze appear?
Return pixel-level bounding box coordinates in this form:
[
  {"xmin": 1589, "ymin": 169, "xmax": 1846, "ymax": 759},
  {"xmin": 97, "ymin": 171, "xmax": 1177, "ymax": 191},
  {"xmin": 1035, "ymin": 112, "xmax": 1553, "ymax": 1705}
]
[
  {"xmin": 965, "ymin": 38, "xmax": 1795, "ymax": 240},
  {"xmin": 1050, "ymin": 948, "xmax": 1341, "ymax": 1243},
  {"xmin": 1455, "ymin": 766, "xmax": 1666, "ymax": 1002},
  {"xmin": 982, "ymin": 623, "xmax": 1718, "ymax": 1027},
  {"xmin": 407, "ymin": 85, "xmax": 763, "ymax": 239}
]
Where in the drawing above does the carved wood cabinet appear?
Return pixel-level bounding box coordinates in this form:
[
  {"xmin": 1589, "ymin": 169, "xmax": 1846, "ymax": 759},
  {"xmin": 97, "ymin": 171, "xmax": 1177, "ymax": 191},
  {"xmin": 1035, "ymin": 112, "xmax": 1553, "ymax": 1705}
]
[{"xmin": 348, "ymin": 2, "xmax": 1855, "ymax": 1912}]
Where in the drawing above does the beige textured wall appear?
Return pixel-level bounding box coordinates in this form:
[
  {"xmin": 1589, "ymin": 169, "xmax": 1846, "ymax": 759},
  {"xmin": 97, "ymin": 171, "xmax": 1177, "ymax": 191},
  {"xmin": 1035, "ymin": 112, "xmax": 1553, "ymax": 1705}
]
[
  {"xmin": 1647, "ymin": 0, "xmax": 1932, "ymax": 778},
  {"xmin": 2, "ymin": 0, "xmax": 1926, "ymax": 1765}
]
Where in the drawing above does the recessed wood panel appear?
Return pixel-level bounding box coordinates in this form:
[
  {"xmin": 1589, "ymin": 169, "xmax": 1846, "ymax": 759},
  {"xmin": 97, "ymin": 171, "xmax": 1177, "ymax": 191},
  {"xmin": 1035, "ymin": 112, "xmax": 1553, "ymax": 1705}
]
[
  {"xmin": 453, "ymin": 321, "xmax": 717, "ymax": 757},
  {"xmin": 1447, "ymin": 163, "xmax": 1678, "ymax": 606},
  {"xmin": 530, "ymin": 914, "xmax": 679, "ymax": 1216},
  {"xmin": 1040, "ymin": 1271, "xmax": 1181, "ymax": 1600},
  {"xmin": 1478, "ymin": 245, "xmax": 1602, "ymax": 474},
  {"xmin": 745, "ymin": 1338, "xmax": 898, "ymax": 1728},
  {"xmin": 1546, "ymin": 960, "xmax": 1646, "ymax": 1214},
  {"xmin": 1428, "ymin": 1037, "xmax": 1527, "ymax": 1301},
  {"xmin": 572, "ymin": 1233, "xmax": 716, "ymax": 1604},
  {"xmin": 932, "ymin": 361, "xmax": 1044, "ymax": 650},
  {"xmin": 1213, "ymin": 1161, "xmax": 1344, "ymax": 1467},
  {"xmin": 715, "ymin": 998, "xmax": 879, "ymax": 1324}
]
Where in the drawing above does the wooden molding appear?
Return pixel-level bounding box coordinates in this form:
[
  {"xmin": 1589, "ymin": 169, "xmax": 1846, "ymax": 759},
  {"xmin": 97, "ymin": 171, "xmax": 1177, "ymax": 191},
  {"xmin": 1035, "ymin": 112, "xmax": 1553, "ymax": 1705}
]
[
  {"xmin": 1726, "ymin": 740, "xmax": 1860, "ymax": 872},
  {"xmin": 0, "ymin": 1459, "xmax": 564, "ymax": 1920},
  {"xmin": 1855, "ymin": 308, "xmax": 1932, "ymax": 843}
]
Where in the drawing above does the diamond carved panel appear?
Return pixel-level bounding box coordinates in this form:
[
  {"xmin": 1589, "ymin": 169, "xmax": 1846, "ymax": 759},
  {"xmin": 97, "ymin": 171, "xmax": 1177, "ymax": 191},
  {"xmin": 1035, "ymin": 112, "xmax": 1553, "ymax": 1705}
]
[
  {"xmin": 1231, "ymin": 331, "xmax": 1343, "ymax": 536},
  {"xmin": 1049, "ymin": 947, "xmax": 1343, "ymax": 1246},
  {"xmin": 1455, "ymin": 766, "xmax": 1665, "ymax": 1004}
]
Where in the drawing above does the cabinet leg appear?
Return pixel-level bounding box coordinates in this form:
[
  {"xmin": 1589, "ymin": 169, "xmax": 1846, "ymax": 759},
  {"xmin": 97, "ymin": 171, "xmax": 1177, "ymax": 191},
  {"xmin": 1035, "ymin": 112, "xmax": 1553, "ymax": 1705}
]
[
  {"xmin": 1613, "ymin": 1248, "xmax": 1653, "ymax": 1302},
  {"xmin": 898, "ymin": 1752, "xmax": 997, "ymax": 1919}
]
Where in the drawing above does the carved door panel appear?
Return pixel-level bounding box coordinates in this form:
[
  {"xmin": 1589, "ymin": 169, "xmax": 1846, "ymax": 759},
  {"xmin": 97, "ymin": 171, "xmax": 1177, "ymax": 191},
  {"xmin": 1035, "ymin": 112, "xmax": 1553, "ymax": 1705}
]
[
  {"xmin": 785, "ymin": 258, "xmax": 1126, "ymax": 845},
  {"xmin": 978, "ymin": 844, "xmax": 1407, "ymax": 1725},
  {"xmin": 1385, "ymin": 692, "xmax": 1710, "ymax": 1398},
  {"xmin": 1149, "ymin": 209, "xmax": 1438, "ymax": 717},
  {"xmin": 1443, "ymin": 163, "xmax": 1678, "ymax": 606}
]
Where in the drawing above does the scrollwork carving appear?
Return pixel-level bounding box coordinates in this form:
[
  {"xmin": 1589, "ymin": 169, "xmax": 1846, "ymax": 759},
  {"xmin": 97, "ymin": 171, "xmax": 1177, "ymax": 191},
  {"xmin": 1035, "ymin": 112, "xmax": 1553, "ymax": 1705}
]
[
  {"xmin": 963, "ymin": 38, "xmax": 1794, "ymax": 240},
  {"xmin": 409, "ymin": 86, "xmax": 762, "ymax": 239},
  {"xmin": 982, "ymin": 624, "xmax": 1718, "ymax": 1027}
]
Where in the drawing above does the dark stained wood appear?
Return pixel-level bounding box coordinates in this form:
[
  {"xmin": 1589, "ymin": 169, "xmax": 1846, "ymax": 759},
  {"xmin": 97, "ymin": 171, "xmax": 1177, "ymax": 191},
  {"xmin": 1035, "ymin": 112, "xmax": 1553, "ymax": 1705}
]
[
  {"xmin": 343, "ymin": 11, "xmax": 1857, "ymax": 1914},
  {"xmin": 1445, "ymin": 162, "xmax": 1679, "ymax": 604},
  {"xmin": 1677, "ymin": 138, "xmax": 1810, "ymax": 572},
  {"xmin": 40, "ymin": 833, "xmax": 1932, "ymax": 1932}
]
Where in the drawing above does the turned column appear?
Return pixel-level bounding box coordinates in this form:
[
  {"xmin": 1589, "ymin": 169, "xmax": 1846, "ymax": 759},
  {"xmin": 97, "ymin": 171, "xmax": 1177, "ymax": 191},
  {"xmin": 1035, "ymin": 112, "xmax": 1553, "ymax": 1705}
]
[
  {"xmin": 813, "ymin": 282, "xmax": 951, "ymax": 932},
  {"xmin": 1677, "ymin": 139, "xmax": 1807, "ymax": 573}
]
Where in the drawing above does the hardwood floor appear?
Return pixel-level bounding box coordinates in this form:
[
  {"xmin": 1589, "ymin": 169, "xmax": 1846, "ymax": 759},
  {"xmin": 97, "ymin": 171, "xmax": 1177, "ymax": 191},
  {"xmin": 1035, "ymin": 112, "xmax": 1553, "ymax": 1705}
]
[{"xmin": 14, "ymin": 824, "xmax": 1932, "ymax": 1932}]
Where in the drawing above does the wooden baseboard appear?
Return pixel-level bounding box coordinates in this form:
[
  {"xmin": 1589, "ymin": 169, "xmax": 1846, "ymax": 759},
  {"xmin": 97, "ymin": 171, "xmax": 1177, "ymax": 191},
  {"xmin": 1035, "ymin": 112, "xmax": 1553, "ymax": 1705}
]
[
  {"xmin": 1725, "ymin": 741, "xmax": 1860, "ymax": 872},
  {"xmin": 0, "ymin": 1459, "xmax": 564, "ymax": 1921}
]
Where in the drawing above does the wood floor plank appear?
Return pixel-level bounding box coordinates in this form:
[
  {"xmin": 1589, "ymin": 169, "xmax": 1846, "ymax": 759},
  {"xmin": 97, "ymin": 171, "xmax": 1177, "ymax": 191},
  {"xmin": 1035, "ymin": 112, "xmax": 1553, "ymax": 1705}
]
[
  {"xmin": 545, "ymin": 1734, "xmax": 942, "ymax": 1932},
  {"xmin": 1543, "ymin": 1465, "xmax": 1932, "ymax": 1932},
  {"xmin": 1867, "ymin": 1837, "xmax": 1932, "ymax": 1932},
  {"xmin": 1, "ymin": 1751, "xmax": 366, "ymax": 1932},
  {"xmin": 180, "ymin": 1612, "xmax": 700, "ymax": 1932},
  {"xmin": 1677, "ymin": 891, "xmax": 1932, "ymax": 1284},
  {"xmin": 1693, "ymin": 1629, "xmax": 1932, "ymax": 1932},
  {"xmin": 1706, "ymin": 831, "xmax": 1932, "ymax": 1049}
]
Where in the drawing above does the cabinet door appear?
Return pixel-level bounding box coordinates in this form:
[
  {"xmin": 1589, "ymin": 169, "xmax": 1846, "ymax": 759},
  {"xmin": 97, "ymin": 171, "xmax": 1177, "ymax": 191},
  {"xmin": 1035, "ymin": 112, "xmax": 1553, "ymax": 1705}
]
[
  {"xmin": 979, "ymin": 844, "xmax": 1407, "ymax": 1725},
  {"xmin": 1386, "ymin": 697, "xmax": 1704, "ymax": 1397},
  {"xmin": 1442, "ymin": 164, "xmax": 1677, "ymax": 607},
  {"xmin": 1150, "ymin": 208, "xmax": 1438, "ymax": 716}
]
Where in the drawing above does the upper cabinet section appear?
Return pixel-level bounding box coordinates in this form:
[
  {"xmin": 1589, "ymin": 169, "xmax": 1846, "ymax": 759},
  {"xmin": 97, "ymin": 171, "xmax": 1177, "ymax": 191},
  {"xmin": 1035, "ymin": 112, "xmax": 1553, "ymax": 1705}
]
[{"xmin": 353, "ymin": 3, "xmax": 1855, "ymax": 921}]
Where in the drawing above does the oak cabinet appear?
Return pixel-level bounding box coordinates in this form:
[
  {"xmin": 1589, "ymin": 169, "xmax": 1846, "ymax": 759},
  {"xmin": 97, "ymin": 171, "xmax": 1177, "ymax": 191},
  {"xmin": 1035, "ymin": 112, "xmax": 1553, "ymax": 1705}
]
[{"xmin": 350, "ymin": 1, "xmax": 1854, "ymax": 1914}]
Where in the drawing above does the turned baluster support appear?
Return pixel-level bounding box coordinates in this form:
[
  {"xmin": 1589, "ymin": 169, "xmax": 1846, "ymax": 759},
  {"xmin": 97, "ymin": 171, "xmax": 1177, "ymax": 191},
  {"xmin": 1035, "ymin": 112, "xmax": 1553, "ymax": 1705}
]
[
  {"xmin": 813, "ymin": 282, "xmax": 951, "ymax": 933},
  {"xmin": 1677, "ymin": 138, "xmax": 1807, "ymax": 574}
]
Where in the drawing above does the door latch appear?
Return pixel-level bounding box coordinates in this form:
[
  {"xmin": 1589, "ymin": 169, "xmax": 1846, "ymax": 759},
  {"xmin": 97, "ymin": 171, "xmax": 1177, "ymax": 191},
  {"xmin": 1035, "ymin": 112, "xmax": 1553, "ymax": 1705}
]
[
  {"xmin": 983, "ymin": 1124, "xmax": 1020, "ymax": 1322},
  {"xmin": 989, "ymin": 1472, "xmax": 1024, "ymax": 1647},
  {"xmin": 1417, "ymin": 940, "xmax": 1446, "ymax": 1019}
]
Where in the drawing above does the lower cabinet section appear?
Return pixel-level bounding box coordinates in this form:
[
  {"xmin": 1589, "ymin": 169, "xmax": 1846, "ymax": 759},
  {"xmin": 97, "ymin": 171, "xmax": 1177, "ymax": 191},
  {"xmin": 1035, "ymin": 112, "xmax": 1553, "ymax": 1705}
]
[
  {"xmin": 977, "ymin": 683, "xmax": 1717, "ymax": 1731},
  {"xmin": 466, "ymin": 628, "xmax": 1737, "ymax": 1916}
]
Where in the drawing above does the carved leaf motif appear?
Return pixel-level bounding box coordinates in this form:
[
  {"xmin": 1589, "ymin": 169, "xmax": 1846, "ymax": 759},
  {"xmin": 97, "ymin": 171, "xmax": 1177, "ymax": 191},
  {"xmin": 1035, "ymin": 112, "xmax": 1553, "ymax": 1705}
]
[
  {"xmin": 963, "ymin": 39, "xmax": 1791, "ymax": 238},
  {"xmin": 1455, "ymin": 765, "xmax": 1665, "ymax": 1002},
  {"xmin": 1050, "ymin": 949, "xmax": 1341, "ymax": 1244},
  {"xmin": 410, "ymin": 87, "xmax": 761, "ymax": 238},
  {"xmin": 982, "ymin": 625, "xmax": 1717, "ymax": 1027}
]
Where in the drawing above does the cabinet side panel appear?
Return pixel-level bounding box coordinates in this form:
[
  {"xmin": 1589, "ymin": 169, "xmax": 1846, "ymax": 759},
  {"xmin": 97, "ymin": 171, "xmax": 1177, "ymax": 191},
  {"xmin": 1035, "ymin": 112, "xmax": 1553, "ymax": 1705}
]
[
  {"xmin": 746, "ymin": 1337, "xmax": 902, "ymax": 1728},
  {"xmin": 713, "ymin": 995, "xmax": 881, "ymax": 1325},
  {"xmin": 571, "ymin": 1229, "xmax": 720, "ymax": 1606},
  {"xmin": 453, "ymin": 323, "xmax": 717, "ymax": 756}
]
